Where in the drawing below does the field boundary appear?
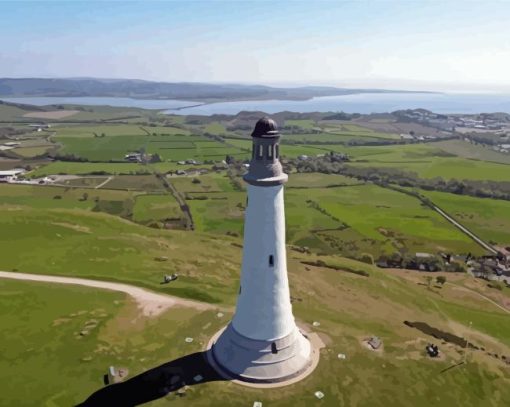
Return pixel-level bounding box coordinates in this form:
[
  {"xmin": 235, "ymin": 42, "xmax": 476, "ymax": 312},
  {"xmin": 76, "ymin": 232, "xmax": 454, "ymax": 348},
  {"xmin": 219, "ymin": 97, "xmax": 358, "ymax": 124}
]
[{"xmin": 380, "ymin": 183, "xmax": 499, "ymax": 255}]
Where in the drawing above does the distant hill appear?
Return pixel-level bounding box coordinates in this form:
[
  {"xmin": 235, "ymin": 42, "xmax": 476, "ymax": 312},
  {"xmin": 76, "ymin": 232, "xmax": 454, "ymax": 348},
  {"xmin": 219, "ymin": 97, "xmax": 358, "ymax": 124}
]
[{"xmin": 0, "ymin": 78, "xmax": 431, "ymax": 102}]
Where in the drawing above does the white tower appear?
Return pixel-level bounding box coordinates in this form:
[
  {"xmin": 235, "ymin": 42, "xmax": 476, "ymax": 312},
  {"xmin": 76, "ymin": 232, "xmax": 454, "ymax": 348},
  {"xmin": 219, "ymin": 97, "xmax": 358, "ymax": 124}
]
[{"xmin": 209, "ymin": 118, "xmax": 312, "ymax": 383}]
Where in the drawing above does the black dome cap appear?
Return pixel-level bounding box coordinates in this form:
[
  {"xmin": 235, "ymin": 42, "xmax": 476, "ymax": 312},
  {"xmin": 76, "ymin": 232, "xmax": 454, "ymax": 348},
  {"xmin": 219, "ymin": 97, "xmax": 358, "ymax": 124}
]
[{"xmin": 251, "ymin": 117, "xmax": 279, "ymax": 138}]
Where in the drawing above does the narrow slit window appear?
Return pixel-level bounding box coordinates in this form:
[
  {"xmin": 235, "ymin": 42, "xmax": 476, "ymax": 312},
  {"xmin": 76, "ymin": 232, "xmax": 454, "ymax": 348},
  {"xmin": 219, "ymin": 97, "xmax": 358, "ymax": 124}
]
[
  {"xmin": 271, "ymin": 342, "xmax": 278, "ymax": 354},
  {"xmin": 239, "ymin": 285, "xmax": 242, "ymax": 295},
  {"xmin": 275, "ymin": 144, "xmax": 279, "ymax": 158},
  {"xmin": 269, "ymin": 255, "xmax": 274, "ymax": 267},
  {"xmin": 258, "ymin": 145, "xmax": 263, "ymax": 159},
  {"xmin": 267, "ymin": 144, "xmax": 273, "ymax": 159}
]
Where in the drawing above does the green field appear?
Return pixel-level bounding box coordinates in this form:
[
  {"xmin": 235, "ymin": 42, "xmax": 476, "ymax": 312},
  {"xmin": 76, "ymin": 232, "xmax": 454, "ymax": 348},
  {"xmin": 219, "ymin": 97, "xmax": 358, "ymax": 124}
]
[
  {"xmin": 28, "ymin": 162, "xmax": 152, "ymax": 177},
  {"xmin": 284, "ymin": 119, "xmax": 317, "ymax": 129},
  {"xmin": 133, "ymin": 194, "xmax": 183, "ymax": 223},
  {"xmin": 348, "ymin": 157, "xmax": 510, "ymax": 182},
  {"xmin": 287, "ymin": 184, "xmax": 482, "ymax": 257},
  {"xmin": 1, "ymin": 251, "xmax": 509, "ymax": 406},
  {"xmin": 286, "ymin": 173, "xmax": 362, "ymax": 188},
  {"xmin": 0, "ymin": 279, "xmax": 228, "ymax": 406},
  {"xmin": 170, "ymin": 172, "xmax": 238, "ymax": 193},
  {"xmin": 0, "ymin": 181, "xmax": 185, "ymax": 235},
  {"xmin": 52, "ymin": 124, "xmax": 189, "ymax": 137},
  {"xmin": 420, "ymin": 190, "xmax": 510, "ymax": 246},
  {"xmin": 11, "ymin": 146, "xmax": 51, "ymax": 158},
  {"xmin": 433, "ymin": 139, "xmax": 510, "ymax": 165},
  {"xmin": 53, "ymin": 132, "xmax": 245, "ymax": 162},
  {"xmin": 187, "ymin": 192, "xmax": 245, "ymax": 236},
  {"xmin": 101, "ymin": 175, "xmax": 165, "ymax": 191},
  {"xmin": 59, "ymin": 176, "xmax": 110, "ymax": 188},
  {"xmin": 0, "ymin": 183, "xmax": 138, "ymax": 211},
  {"xmin": 326, "ymin": 142, "xmax": 510, "ymax": 182},
  {"xmin": 180, "ymin": 179, "xmax": 482, "ymax": 258}
]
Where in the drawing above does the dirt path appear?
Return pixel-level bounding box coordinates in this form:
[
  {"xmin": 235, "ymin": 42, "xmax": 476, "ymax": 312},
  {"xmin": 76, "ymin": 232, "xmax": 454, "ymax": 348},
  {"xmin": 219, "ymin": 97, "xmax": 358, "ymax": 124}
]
[
  {"xmin": 0, "ymin": 271, "xmax": 213, "ymax": 317},
  {"xmin": 447, "ymin": 282, "xmax": 510, "ymax": 315},
  {"xmin": 95, "ymin": 176, "xmax": 113, "ymax": 189}
]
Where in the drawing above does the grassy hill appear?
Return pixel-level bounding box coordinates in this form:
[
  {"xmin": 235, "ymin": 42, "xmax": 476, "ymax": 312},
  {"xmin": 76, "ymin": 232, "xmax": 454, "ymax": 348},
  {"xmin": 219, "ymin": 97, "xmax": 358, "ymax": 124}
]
[
  {"xmin": 1, "ymin": 236, "xmax": 509, "ymax": 406},
  {"xmin": 1, "ymin": 103, "xmax": 510, "ymax": 405}
]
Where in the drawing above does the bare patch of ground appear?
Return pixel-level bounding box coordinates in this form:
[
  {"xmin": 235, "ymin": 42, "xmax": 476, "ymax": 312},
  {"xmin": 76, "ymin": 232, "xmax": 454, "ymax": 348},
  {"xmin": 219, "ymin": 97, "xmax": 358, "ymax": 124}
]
[{"xmin": 51, "ymin": 222, "xmax": 91, "ymax": 234}]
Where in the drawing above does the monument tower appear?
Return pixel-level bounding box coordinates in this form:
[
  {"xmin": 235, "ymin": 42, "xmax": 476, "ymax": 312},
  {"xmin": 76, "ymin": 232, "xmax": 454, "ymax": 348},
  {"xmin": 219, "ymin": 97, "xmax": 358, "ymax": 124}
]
[{"xmin": 209, "ymin": 117, "xmax": 313, "ymax": 384}]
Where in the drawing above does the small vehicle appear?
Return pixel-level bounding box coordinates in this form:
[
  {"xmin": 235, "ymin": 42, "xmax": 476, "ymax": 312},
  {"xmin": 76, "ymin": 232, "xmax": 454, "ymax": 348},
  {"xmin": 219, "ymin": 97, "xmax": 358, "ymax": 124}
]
[{"xmin": 163, "ymin": 273, "xmax": 179, "ymax": 284}]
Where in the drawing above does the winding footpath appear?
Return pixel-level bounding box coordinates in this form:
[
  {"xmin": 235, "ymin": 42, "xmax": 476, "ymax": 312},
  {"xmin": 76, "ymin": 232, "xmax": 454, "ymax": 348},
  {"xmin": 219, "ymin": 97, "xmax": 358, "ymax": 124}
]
[
  {"xmin": 446, "ymin": 281, "xmax": 510, "ymax": 315},
  {"xmin": 0, "ymin": 271, "xmax": 213, "ymax": 317}
]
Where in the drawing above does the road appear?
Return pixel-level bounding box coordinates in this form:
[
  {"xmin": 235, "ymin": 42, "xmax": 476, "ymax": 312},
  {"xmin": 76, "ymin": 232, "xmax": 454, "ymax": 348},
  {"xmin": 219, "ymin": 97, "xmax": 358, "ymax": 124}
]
[{"xmin": 0, "ymin": 271, "xmax": 214, "ymax": 317}]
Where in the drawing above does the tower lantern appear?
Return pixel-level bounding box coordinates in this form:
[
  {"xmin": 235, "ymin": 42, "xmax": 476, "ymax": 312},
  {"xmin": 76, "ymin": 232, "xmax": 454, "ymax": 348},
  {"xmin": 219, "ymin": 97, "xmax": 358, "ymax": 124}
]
[{"xmin": 208, "ymin": 117, "xmax": 313, "ymax": 384}]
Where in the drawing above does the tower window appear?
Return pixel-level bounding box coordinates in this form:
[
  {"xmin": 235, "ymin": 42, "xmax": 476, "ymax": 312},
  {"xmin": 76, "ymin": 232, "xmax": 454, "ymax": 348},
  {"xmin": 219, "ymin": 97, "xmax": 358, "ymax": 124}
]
[
  {"xmin": 275, "ymin": 144, "xmax": 279, "ymax": 158},
  {"xmin": 271, "ymin": 342, "xmax": 278, "ymax": 354},
  {"xmin": 269, "ymin": 255, "xmax": 274, "ymax": 267},
  {"xmin": 239, "ymin": 285, "xmax": 242, "ymax": 294},
  {"xmin": 267, "ymin": 144, "xmax": 273, "ymax": 159},
  {"xmin": 257, "ymin": 144, "xmax": 263, "ymax": 160}
]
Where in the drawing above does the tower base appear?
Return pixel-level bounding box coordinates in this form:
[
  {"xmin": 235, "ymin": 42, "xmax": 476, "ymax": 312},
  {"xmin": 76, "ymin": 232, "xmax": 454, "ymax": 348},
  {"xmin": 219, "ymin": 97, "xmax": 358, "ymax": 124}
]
[{"xmin": 207, "ymin": 323, "xmax": 314, "ymax": 384}]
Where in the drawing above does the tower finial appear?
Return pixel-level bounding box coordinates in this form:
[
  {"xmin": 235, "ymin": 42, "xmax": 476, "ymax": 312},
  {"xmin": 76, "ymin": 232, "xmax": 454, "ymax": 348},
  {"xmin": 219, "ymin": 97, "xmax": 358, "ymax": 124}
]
[
  {"xmin": 243, "ymin": 117, "xmax": 287, "ymax": 186},
  {"xmin": 251, "ymin": 117, "xmax": 279, "ymax": 138}
]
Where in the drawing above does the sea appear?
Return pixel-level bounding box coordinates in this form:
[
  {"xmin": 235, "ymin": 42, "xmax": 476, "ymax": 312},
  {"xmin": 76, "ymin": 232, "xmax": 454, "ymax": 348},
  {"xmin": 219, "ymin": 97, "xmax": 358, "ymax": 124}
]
[{"xmin": 2, "ymin": 92, "xmax": 510, "ymax": 115}]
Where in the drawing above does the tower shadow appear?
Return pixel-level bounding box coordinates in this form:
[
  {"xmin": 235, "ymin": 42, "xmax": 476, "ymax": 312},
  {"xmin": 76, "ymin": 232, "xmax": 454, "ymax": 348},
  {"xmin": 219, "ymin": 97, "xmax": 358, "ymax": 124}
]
[{"xmin": 77, "ymin": 351, "xmax": 225, "ymax": 407}]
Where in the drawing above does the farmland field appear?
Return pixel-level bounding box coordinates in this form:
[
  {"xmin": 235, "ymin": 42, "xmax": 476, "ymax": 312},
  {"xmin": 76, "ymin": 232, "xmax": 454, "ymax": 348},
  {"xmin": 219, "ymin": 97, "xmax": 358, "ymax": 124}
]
[
  {"xmin": 420, "ymin": 190, "xmax": 510, "ymax": 246},
  {"xmin": 28, "ymin": 162, "xmax": 153, "ymax": 177},
  {"xmin": 0, "ymin": 183, "xmax": 139, "ymax": 219},
  {"xmin": 59, "ymin": 176, "xmax": 110, "ymax": 188},
  {"xmin": 101, "ymin": 175, "xmax": 165, "ymax": 191},
  {"xmin": 170, "ymin": 172, "xmax": 238, "ymax": 193},
  {"xmin": 52, "ymin": 129, "xmax": 246, "ymax": 162},
  {"xmin": 132, "ymin": 194, "xmax": 182, "ymax": 223},
  {"xmin": 286, "ymin": 173, "xmax": 362, "ymax": 188},
  {"xmin": 348, "ymin": 157, "xmax": 510, "ymax": 182},
  {"xmin": 180, "ymin": 180, "xmax": 483, "ymax": 258},
  {"xmin": 11, "ymin": 146, "xmax": 51, "ymax": 158}
]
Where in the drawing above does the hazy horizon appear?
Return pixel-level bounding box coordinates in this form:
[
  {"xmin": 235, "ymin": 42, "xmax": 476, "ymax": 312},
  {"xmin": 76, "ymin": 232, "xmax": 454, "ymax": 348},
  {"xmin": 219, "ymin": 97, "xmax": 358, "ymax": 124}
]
[{"xmin": 2, "ymin": 1, "xmax": 510, "ymax": 93}]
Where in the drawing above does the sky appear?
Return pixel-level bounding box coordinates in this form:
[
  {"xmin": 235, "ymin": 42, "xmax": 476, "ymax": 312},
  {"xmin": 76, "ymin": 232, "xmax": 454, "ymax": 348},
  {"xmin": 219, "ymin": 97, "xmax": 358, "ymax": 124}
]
[{"xmin": 1, "ymin": 0, "xmax": 510, "ymax": 92}]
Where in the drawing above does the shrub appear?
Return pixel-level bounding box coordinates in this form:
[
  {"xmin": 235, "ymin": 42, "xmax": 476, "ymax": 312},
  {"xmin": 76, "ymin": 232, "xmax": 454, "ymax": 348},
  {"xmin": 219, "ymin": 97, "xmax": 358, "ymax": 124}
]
[
  {"xmin": 436, "ymin": 276, "xmax": 447, "ymax": 285},
  {"xmin": 358, "ymin": 253, "xmax": 374, "ymax": 265},
  {"xmin": 488, "ymin": 281, "xmax": 504, "ymax": 291}
]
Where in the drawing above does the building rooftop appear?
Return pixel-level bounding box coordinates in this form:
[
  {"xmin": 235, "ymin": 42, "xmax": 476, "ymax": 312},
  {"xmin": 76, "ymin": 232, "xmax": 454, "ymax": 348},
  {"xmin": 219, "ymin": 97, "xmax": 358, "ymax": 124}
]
[{"xmin": 0, "ymin": 169, "xmax": 25, "ymax": 176}]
